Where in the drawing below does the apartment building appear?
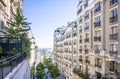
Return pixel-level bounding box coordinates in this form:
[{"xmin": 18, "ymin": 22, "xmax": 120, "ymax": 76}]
[
  {"xmin": 54, "ymin": 21, "xmax": 77, "ymax": 79},
  {"xmin": 53, "ymin": 0, "xmax": 120, "ymax": 79},
  {"xmin": 77, "ymin": 0, "xmax": 120, "ymax": 79},
  {"xmin": 0, "ymin": 0, "xmax": 23, "ymax": 32}
]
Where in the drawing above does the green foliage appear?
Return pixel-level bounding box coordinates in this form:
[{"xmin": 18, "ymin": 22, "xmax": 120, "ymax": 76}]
[
  {"xmin": 100, "ymin": 77, "xmax": 108, "ymax": 79},
  {"xmin": 50, "ymin": 65, "xmax": 59, "ymax": 78},
  {"xmin": 43, "ymin": 55, "xmax": 52, "ymax": 66},
  {"xmin": 73, "ymin": 68, "xmax": 90, "ymax": 79},
  {"xmin": 0, "ymin": 46, "xmax": 3, "ymax": 55},
  {"xmin": 4, "ymin": 8, "xmax": 31, "ymax": 37},
  {"xmin": 36, "ymin": 62, "xmax": 45, "ymax": 79},
  {"xmin": 22, "ymin": 35, "xmax": 31, "ymax": 58},
  {"xmin": 0, "ymin": 8, "xmax": 31, "ymax": 58},
  {"xmin": 30, "ymin": 66, "xmax": 35, "ymax": 78},
  {"xmin": 7, "ymin": 48, "xmax": 19, "ymax": 56}
]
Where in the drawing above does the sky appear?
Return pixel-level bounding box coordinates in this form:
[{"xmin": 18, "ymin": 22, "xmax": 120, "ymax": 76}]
[{"xmin": 23, "ymin": 0, "xmax": 78, "ymax": 48}]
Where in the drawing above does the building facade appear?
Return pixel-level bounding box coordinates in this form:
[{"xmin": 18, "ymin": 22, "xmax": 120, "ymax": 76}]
[
  {"xmin": 54, "ymin": 21, "xmax": 77, "ymax": 79},
  {"xmin": 53, "ymin": 0, "xmax": 120, "ymax": 79},
  {"xmin": 0, "ymin": 0, "xmax": 31, "ymax": 79}
]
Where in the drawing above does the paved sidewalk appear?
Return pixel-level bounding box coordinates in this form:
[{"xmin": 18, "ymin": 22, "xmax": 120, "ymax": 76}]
[{"xmin": 12, "ymin": 60, "xmax": 30, "ymax": 79}]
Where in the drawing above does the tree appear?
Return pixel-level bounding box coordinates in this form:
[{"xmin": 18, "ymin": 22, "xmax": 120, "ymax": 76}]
[
  {"xmin": 30, "ymin": 66, "xmax": 35, "ymax": 79},
  {"xmin": 7, "ymin": 8, "xmax": 31, "ymax": 57},
  {"xmin": 36, "ymin": 63, "xmax": 45, "ymax": 79},
  {"xmin": 50, "ymin": 65, "xmax": 59, "ymax": 79},
  {"xmin": 0, "ymin": 8, "xmax": 30, "ymax": 38}
]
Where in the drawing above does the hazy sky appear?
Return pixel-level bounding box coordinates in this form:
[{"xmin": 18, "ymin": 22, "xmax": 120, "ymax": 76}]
[{"xmin": 23, "ymin": 0, "xmax": 78, "ymax": 48}]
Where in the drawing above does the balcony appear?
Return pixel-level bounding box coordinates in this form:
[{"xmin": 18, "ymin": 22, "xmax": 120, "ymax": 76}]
[
  {"xmin": 109, "ymin": 33, "xmax": 118, "ymax": 40},
  {"xmin": 109, "ymin": 68, "xmax": 117, "ymax": 73},
  {"xmin": 95, "ymin": 50, "xmax": 100, "ymax": 54},
  {"xmin": 94, "ymin": 22, "xmax": 101, "ymax": 28},
  {"xmin": 110, "ymin": 51, "xmax": 118, "ymax": 57},
  {"xmin": 84, "ymin": 38, "xmax": 89, "ymax": 42},
  {"xmin": 84, "ymin": 26, "xmax": 89, "ymax": 31},
  {"xmin": 85, "ymin": 60, "xmax": 90, "ymax": 64},
  {"xmin": 79, "ymin": 59, "xmax": 82, "ymax": 62},
  {"xmin": 95, "ymin": 64, "xmax": 102, "ymax": 68},
  {"xmin": 110, "ymin": 0, "xmax": 118, "ymax": 6},
  {"xmin": 110, "ymin": 15, "xmax": 118, "ymax": 23},
  {"xmin": 79, "ymin": 40, "xmax": 82, "ymax": 43},
  {"xmin": 85, "ymin": 49, "xmax": 89, "ymax": 54},
  {"xmin": 94, "ymin": 36, "xmax": 101, "ymax": 41}
]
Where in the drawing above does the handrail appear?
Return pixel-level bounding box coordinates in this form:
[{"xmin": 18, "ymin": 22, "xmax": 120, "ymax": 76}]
[{"xmin": 0, "ymin": 53, "xmax": 21, "ymax": 66}]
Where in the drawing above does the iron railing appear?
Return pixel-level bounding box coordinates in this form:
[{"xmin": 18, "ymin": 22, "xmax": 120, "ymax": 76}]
[{"xmin": 0, "ymin": 53, "xmax": 25, "ymax": 79}]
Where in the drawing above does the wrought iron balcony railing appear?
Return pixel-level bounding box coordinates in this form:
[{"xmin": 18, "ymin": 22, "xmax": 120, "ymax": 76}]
[
  {"xmin": 109, "ymin": 68, "xmax": 117, "ymax": 73},
  {"xmin": 109, "ymin": 33, "xmax": 118, "ymax": 40},
  {"xmin": 94, "ymin": 36, "xmax": 101, "ymax": 41},
  {"xmin": 95, "ymin": 64, "xmax": 102, "ymax": 68},
  {"xmin": 79, "ymin": 59, "xmax": 82, "ymax": 62},
  {"xmin": 94, "ymin": 22, "xmax": 101, "ymax": 28},
  {"xmin": 84, "ymin": 38, "xmax": 89, "ymax": 42},
  {"xmin": 0, "ymin": 53, "xmax": 25, "ymax": 79},
  {"xmin": 110, "ymin": 15, "xmax": 118, "ymax": 23},
  {"xmin": 110, "ymin": 51, "xmax": 118, "ymax": 57}
]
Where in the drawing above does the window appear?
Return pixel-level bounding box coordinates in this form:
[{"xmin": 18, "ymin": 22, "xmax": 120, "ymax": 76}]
[
  {"xmin": 109, "ymin": 61, "xmax": 117, "ymax": 72},
  {"xmin": 84, "ymin": 11, "xmax": 89, "ymax": 20},
  {"xmin": 77, "ymin": 6, "xmax": 82, "ymax": 14},
  {"xmin": 95, "ymin": 58, "xmax": 102, "ymax": 68},
  {"xmin": 79, "ymin": 26, "xmax": 82, "ymax": 33},
  {"xmin": 111, "ymin": 9, "xmax": 118, "ymax": 17},
  {"xmin": 110, "ymin": 0, "xmax": 118, "ymax": 6},
  {"xmin": 0, "ymin": 20, "xmax": 4, "ymax": 30},
  {"xmin": 110, "ymin": 27, "xmax": 118, "ymax": 40},
  {"xmin": 94, "ymin": 2, "xmax": 101, "ymax": 13},
  {"xmin": 110, "ymin": 27, "xmax": 117, "ymax": 34},
  {"xmin": 79, "ymin": 16, "xmax": 82, "ymax": 23},
  {"xmin": 84, "ymin": 22, "xmax": 89, "ymax": 30},
  {"xmin": 95, "ymin": 31, "xmax": 100, "ymax": 37},
  {"xmin": 110, "ymin": 9, "xmax": 118, "ymax": 22},
  {"xmin": 84, "ymin": 0, "xmax": 89, "ymax": 8},
  {"xmin": 95, "ymin": 16, "xmax": 101, "ymax": 22},
  {"xmin": 110, "ymin": 44, "xmax": 117, "ymax": 52},
  {"xmin": 94, "ymin": 45, "xmax": 100, "ymax": 53}
]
